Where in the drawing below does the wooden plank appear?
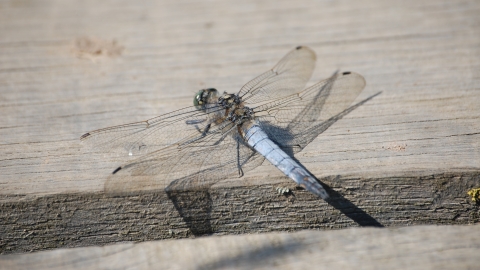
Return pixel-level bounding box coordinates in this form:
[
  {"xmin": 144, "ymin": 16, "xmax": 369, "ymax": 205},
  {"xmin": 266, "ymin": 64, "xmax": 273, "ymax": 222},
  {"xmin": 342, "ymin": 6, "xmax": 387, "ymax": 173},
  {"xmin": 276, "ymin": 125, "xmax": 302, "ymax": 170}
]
[
  {"xmin": 1, "ymin": 0, "xmax": 479, "ymax": 254},
  {"xmin": 1, "ymin": 224, "xmax": 479, "ymax": 270}
]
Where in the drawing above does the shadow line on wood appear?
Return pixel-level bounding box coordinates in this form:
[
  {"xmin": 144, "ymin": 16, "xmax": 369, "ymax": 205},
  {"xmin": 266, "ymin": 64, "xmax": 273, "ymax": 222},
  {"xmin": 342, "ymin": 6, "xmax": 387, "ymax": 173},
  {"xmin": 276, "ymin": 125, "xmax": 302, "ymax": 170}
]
[{"xmin": 196, "ymin": 237, "xmax": 308, "ymax": 270}]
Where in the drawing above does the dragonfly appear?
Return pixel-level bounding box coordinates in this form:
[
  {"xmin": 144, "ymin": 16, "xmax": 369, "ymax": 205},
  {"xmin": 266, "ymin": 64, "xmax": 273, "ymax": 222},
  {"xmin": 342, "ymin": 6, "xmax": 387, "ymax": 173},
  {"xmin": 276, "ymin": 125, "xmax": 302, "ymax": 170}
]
[{"xmin": 80, "ymin": 46, "xmax": 366, "ymax": 200}]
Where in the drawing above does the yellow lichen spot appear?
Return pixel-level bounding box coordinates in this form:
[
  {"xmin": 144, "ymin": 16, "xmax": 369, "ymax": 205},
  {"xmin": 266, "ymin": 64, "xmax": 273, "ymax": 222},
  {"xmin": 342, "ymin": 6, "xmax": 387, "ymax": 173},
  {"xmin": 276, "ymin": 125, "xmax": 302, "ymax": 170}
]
[{"xmin": 467, "ymin": 188, "xmax": 480, "ymax": 202}]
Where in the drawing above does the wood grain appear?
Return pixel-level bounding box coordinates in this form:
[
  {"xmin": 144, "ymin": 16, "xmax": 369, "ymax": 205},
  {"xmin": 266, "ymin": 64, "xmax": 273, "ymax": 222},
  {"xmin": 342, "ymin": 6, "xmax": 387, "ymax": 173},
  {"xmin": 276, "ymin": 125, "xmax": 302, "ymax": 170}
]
[
  {"xmin": 2, "ymin": 224, "xmax": 479, "ymax": 270},
  {"xmin": 0, "ymin": 0, "xmax": 479, "ymax": 254}
]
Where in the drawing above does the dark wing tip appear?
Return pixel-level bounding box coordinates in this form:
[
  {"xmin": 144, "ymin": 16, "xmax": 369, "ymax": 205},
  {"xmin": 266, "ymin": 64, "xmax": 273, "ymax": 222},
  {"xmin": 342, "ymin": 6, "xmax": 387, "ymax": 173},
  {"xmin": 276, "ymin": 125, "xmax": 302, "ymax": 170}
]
[
  {"xmin": 296, "ymin": 45, "xmax": 303, "ymax": 50},
  {"xmin": 80, "ymin": 132, "xmax": 91, "ymax": 140},
  {"xmin": 112, "ymin": 167, "xmax": 122, "ymax": 174},
  {"xmin": 342, "ymin": 71, "xmax": 351, "ymax": 75}
]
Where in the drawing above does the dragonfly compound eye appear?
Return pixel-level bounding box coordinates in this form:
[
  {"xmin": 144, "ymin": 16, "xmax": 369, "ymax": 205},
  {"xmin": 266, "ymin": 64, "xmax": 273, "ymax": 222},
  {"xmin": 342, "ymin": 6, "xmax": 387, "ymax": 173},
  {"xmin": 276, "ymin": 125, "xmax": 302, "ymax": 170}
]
[{"xmin": 194, "ymin": 88, "xmax": 218, "ymax": 110}]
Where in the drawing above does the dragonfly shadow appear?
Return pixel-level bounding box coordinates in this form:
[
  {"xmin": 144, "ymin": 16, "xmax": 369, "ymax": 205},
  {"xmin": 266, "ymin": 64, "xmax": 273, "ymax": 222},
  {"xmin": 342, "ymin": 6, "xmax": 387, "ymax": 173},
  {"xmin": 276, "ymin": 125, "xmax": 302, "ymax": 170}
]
[
  {"xmin": 166, "ymin": 92, "xmax": 383, "ymax": 236},
  {"xmin": 166, "ymin": 188, "xmax": 215, "ymax": 236},
  {"xmin": 324, "ymin": 182, "xmax": 384, "ymax": 227},
  {"xmin": 166, "ymin": 174, "xmax": 221, "ymax": 236}
]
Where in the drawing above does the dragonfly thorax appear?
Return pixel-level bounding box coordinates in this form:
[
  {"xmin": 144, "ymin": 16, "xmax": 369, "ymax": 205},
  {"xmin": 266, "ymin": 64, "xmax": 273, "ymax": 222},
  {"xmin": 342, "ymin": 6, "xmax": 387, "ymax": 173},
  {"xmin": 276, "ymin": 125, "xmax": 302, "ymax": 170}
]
[
  {"xmin": 217, "ymin": 93, "xmax": 254, "ymax": 125},
  {"xmin": 226, "ymin": 105, "xmax": 254, "ymax": 125},
  {"xmin": 217, "ymin": 93, "xmax": 241, "ymax": 109}
]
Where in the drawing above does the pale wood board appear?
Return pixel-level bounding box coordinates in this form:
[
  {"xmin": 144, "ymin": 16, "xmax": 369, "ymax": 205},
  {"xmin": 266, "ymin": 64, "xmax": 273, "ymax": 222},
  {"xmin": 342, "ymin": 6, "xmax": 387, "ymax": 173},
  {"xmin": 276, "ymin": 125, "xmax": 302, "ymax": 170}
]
[
  {"xmin": 1, "ymin": 0, "xmax": 479, "ymax": 254},
  {"xmin": 2, "ymin": 224, "xmax": 480, "ymax": 270}
]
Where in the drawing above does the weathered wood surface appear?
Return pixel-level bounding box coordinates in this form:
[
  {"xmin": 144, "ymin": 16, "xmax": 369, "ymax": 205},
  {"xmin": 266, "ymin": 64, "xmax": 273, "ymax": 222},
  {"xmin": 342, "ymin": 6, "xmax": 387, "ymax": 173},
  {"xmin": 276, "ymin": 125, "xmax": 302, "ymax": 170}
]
[
  {"xmin": 0, "ymin": 0, "xmax": 479, "ymax": 254},
  {"xmin": 2, "ymin": 224, "xmax": 479, "ymax": 270}
]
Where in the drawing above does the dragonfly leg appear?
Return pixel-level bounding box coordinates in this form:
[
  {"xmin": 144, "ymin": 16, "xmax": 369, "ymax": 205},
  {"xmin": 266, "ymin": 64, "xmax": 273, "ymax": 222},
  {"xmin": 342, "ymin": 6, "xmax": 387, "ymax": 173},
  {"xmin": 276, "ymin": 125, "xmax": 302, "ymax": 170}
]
[
  {"xmin": 202, "ymin": 123, "xmax": 211, "ymax": 136},
  {"xmin": 180, "ymin": 123, "xmax": 213, "ymax": 146},
  {"xmin": 236, "ymin": 140, "xmax": 244, "ymax": 177},
  {"xmin": 193, "ymin": 125, "xmax": 202, "ymax": 133},
  {"xmin": 185, "ymin": 119, "xmax": 211, "ymax": 136},
  {"xmin": 191, "ymin": 123, "xmax": 211, "ymax": 135}
]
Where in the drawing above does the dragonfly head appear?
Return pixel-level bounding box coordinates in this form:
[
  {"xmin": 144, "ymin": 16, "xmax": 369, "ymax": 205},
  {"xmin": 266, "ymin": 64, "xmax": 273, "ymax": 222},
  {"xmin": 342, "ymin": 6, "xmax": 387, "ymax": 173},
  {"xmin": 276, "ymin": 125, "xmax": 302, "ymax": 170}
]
[{"xmin": 194, "ymin": 88, "xmax": 218, "ymax": 110}]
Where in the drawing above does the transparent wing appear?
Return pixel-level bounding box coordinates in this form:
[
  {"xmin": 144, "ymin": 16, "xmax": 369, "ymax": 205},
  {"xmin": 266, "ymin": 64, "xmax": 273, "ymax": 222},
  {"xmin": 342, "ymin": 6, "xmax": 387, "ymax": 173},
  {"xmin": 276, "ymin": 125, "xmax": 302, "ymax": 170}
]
[
  {"xmin": 81, "ymin": 46, "xmax": 314, "ymax": 159},
  {"xmin": 80, "ymin": 104, "xmax": 224, "ymax": 157},
  {"xmin": 238, "ymin": 46, "xmax": 316, "ymax": 105},
  {"xmin": 82, "ymin": 47, "xmax": 366, "ymax": 195},
  {"xmin": 253, "ymin": 71, "xmax": 366, "ymax": 155},
  {"xmin": 104, "ymin": 122, "xmax": 265, "ymax": 194}
]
